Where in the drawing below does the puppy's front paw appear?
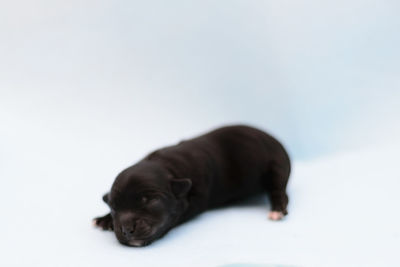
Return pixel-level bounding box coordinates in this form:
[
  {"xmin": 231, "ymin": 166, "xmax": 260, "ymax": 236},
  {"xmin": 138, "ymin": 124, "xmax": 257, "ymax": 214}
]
[
  {"xmin": 93, "ymin": 213, "xmax": 114, "ymax": 231},
  {"xmin": 268, "ymin": 211, "xmax": 285, "ymax": 221}
]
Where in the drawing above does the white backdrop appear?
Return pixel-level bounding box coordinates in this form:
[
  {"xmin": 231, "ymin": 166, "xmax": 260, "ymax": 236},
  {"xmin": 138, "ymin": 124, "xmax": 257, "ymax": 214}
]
[
  {"xmin": 1, "ymin": 0, "xmax": 399, "ymax": 159},
  {"xmin": 1, "ymin": 1, "xmax": 399, "ymax": 266}
]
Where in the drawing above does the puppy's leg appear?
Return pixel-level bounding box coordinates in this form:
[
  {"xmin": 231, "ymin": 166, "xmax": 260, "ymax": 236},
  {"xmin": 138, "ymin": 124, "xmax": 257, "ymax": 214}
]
[
  {"xmin": 263, "ymin": 163, "xmax": 290, "ymax": 221},
  {"xmin": 93, "ymin": 213, "xmax": 114, "ymax": 231}
]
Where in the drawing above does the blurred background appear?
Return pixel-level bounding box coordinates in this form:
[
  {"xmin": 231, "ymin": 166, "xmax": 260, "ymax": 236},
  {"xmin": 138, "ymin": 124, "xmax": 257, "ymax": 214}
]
[
  {"xmin": 1, "ymin": 1, "xmax": 399, "ymax": 266},
  {"xmin": 1, "ymin": 0, "xmax": 399, "ymax": 161}
]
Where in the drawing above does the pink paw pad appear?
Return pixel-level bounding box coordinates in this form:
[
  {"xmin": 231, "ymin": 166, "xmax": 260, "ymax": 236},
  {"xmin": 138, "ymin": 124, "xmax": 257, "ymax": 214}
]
[{"xmin": 268, "ymin": 211, "xmax": 284, "ymax": 221}]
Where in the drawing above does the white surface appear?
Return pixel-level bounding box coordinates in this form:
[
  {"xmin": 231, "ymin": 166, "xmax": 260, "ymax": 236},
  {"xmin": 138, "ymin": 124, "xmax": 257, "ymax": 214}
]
[
  {"xmin": 1, "ymin": 139, "xmax": 399, "ymax": 267},
  {"xmin": 1, "ymin": 0, "xmax": 400, "ymax": 159},
  {"xmin": 1, "ymin": 1, "xmax": 399, "ymax": 266}
]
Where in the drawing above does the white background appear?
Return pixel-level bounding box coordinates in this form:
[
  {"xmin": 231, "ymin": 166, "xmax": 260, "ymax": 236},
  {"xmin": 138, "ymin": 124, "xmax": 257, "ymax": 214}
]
[{"xmin": 1, "ymin": 1, "xmax": 399, "ymax": 266}]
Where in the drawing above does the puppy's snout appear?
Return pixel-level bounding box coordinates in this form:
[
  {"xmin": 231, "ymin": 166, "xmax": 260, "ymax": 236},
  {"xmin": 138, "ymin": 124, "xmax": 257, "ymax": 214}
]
[{"xmin": 121, "ymin": 222, "xmax": 136, "ymax": 238}]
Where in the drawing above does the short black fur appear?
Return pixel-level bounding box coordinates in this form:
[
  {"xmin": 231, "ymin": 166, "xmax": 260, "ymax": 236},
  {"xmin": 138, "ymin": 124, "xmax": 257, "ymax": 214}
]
[{"xmin": 94, "ymin": 125, "xmax": 290, "ymax": 246}]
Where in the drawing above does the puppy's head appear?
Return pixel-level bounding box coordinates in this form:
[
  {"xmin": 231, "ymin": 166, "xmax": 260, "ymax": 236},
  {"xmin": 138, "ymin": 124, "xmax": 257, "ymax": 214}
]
[{"xmin": 103, "ymin": 161, "xmax": 191, "ymax": 247}]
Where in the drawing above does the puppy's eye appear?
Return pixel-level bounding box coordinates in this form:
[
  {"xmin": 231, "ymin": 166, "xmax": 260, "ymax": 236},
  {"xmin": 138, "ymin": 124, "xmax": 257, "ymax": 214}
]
[{"xmin": 141, "ymin": 196, "xmax": 148, "ymax": 204}]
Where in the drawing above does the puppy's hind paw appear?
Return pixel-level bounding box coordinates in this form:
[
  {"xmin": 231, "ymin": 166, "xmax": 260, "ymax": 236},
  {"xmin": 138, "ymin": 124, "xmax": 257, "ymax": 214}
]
[{"xmin": 268, "ymin": 211, "xmax": 285, "ymax": 221}]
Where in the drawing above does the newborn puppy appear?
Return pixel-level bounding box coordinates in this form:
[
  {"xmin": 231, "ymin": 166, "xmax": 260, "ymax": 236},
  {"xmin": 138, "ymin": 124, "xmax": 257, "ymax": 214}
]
[{"xmin": 93, "ymin": 125, "xmax": 290, "ymax": 247}]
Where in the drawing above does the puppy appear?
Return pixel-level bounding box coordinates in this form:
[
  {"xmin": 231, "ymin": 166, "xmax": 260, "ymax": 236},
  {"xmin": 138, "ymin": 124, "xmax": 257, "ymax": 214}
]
[{"xmin": 93, "ymin": 125, "xmax": 290, "ymax": 247}]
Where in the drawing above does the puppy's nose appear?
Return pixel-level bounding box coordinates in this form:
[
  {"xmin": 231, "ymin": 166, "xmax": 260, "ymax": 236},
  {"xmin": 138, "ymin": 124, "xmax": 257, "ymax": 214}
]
[{"xmin": 121, "ymin": 223, "xmax": 136, "ymax": 238}]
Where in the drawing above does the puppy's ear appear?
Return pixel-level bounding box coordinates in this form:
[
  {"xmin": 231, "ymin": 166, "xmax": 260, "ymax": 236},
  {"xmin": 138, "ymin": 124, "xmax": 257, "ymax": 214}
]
[
  {"xmin": 102, "ymin": 193, "xmax": 110, "ymax": 204},
  {"xmin": 170, "ymin": 179, "xmax": 192, "ymax": 198}
]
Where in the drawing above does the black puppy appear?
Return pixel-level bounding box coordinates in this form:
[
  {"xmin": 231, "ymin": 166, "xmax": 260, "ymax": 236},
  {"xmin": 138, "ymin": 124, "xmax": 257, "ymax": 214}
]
[{"xmin": 93, "ymin": 125, "xmax": 290, "ymax": 247}]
